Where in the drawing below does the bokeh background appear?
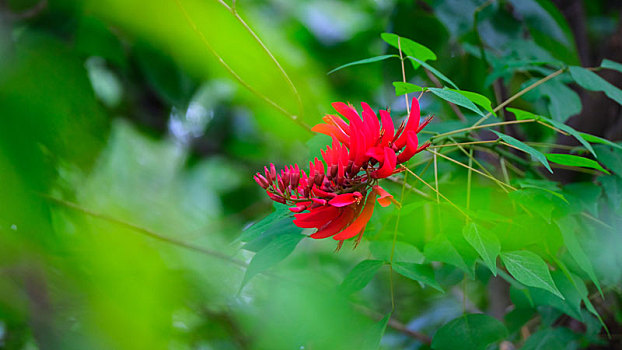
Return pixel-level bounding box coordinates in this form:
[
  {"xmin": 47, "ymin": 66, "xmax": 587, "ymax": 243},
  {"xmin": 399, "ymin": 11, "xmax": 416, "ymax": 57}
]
[{"xmin": 1, "ymin": 0, "xmax": 621, "ymax": 349}]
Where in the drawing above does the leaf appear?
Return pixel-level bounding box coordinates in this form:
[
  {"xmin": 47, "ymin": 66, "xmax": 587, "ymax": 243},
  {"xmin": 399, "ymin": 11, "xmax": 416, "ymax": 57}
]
[
  {"xmin": 545, "ymin": 153, "xmax": 609, "ymax": 174},
  {"xmin": 492, "ymin": 130, "xmax": 553, "ymax": 173},
  {"xmin": 569, "ymin": 66, "xmax": 622, "ymax": 106},
  {"xmin": 601, "ymin": 58, "xmax": 622, "ymax": 73},
  {"xmin": 429, "ymin": 88, "xmax": 486, "ymax": 117},
  {"xmin": 506, "ymin": 107, "xmax": 597, "ymax": 158},
  {"xmin": 240, "ymin": 204, "xmax": 302, "ymax": 252},
  {"xmin": 424, "ymin": 236, "xmax": 473, "ymax": 278},
  {"xmin": 241, "ymin": 233, "xmax": 304, "ymax": 288},
  {"xmin": 448, "ymin": 89, "xmax": 494, "ymax": 114},
  {"xmin": 501, "ymin": 251, "xmax": 563, "ymax": 299},
  {"xmin": 370, "ymin": 240, "xmax": 425, "ymax": 264},
  {"xmin": 392, "ymin": 262, "xmax": 444, "ymax": 292},
  {"xmin": 381, "ymin": 33, "xmax": 436, "ymax": 68},
  {"xmin": 594, "ymin": 144, "xmax": 622, "ymax": 176},
  {"xmin": 529, "ymin": 269, "xmax": 583, "ymax": 321},
  {"xmin": 393, "ymin": 82, "xmax": 424, "ymax": 96},
  {"xmin": 579, "ymin": 132, "xmax": 622, "ymax": 150},
  {"xmin": 327, "ymin": 55, "xmax": 399, "ymax": 75},
  {"xmin": 521, "ymin": 327, "xmax": 578, "ymax": 350},
  {"xmin": 462, "ymin": 222, "xmax": 500, "ymax": 276},
  {"xmin": 361, "ymin": 313, "xmax": 391, "ymax": 350},
  {"xmin": 431, "ymin": 314, "xmax": 508, "ymax": 350},
  {"xmin": 527, "ymin": 78, "xmax": 581, "ymax": 123},
  {"xmin": 338, "ymin": 260, "xmax": 385, "ymax": 295},
  {"xmin": 407, "ymin": 57, "xmax": 459, "ymax": 89},
  {"xmin": 555, "ymin": 216, "xmax": 603, "ymax": 297}
]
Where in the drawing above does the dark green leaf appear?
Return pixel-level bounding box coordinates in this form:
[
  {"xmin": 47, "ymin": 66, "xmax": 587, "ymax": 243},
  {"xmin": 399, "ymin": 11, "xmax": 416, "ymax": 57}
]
[
  {"xmin": 431, "ymin": 314, "xmax": 508, "ymax": 350},
  {"xmin": 241, "ymin": 233, "xmax": 304, "ymax": 288},
  {"xmin": 521, "ymin": 327, "xmax": 578, "ymax": 350},
  {"xmin": 448, "ymin": 89, "xmax": 495, "ymax": 114},
  {"xmin": 392, "ymin": 262, "xmax": 443, "ymax": 292},
  {"xmin": 407, "ymin": 57, "xmax": 459, "ymax": 89},
  {"xmin": 429, "ymin": 88, "xmax": 486, "ymax": 117},
  {"xmin": 492, "ymin": 130, "xmax": 553, "ymax": 173},
  {"xmin": 424, "ymin": 235, "xmax": 473, "ymax": 278},
  {"xmin": 462, "ymin": 222, "xmax": 500, "ymax": 276},
  {"xmin": 393, "ymin": 82, "xmax": 424, "ymax": 96},
  {"xmin": 555, "ymin": 216, "xmax": 603, "ymax": 297},
  {"xmin": 569, "ymin": 66, "xmax": 622, "ymax": 106},
  {"xmin": 545, "ymin": 153, "xmax": 609, "ymax": 174},
  {"xmin": 327, "ymin": 55, "xmax": 398, "ymax": 75},
  {"xmin": 594, "ymin": 144, "xmax": 622, "ymax": 176},
  {"xmin": 501, "ymin": 251, "xmax": 563, "ymax": 299},
  {"xmin": 381, "ymin": 33, "xmax": 436, "ymax": 68},
  {"xmin": 370, "ymin": 240, "xmax": 425, "ymax": 264},
  {"xmin": 339, "ymin": 260, "xmax": 384, "ymax": 295}
]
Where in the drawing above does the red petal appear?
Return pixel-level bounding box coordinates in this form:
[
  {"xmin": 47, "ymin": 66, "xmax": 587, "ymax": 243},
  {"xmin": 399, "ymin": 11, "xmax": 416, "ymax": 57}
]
[
  {"xmin": 293, "ymin": 206, "xmax": 340, "ymax": 228},
  {"xmin": 396, "ymin": 131, "xmax": 419, "ymax": 164},
  {"xmin": 312, "ymin": 123, "xmax": 349, "ymax": 146},
  {"xmin": 361, "ymin": 102, "xmax": 380, "ymax": 139},
  {"xmin": 371, "ymin": 147, "xmax": 397, "ymax": 179},
  {"xmin": 366, "ymin": 146, "xmax": 385, "ymax": 162},
  {"xmin": 310, "ymin": 207, "xmax": 356, "ymax": 239},
  {"xmin": 328, "ymin": 192, "xmax": 362, "ymax": 207},
  {"xmin": 393, "ymin": 97, "xmax": 421, "ymax": 150},
  {"xmin": 379, "ymin": 110, "xmax": 395, "ymax": 147},
  {"xmin": 332, "ymin": 192, "xmax": 377, "ymax": 240},
  {"xmin": 373, "ymin": 186, "xmax": 393, "ymax": 207}
]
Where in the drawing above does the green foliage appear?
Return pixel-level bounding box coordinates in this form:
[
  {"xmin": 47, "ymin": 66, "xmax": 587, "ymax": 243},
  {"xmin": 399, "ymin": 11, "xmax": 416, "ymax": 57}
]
[
  {"xmin": 501, "ymin": 251, "xmax": 563, "ymax": 299},
  {"xmin": 463, "ymin": 222, "xmax": 500, "ymax": 276},
  {"xmin": 339, "ymin": 260, "xmax": 385, "ymax": 295},
  {"xmin": 432, "ymin": 314, "xmax": 508, "ymax": 350},
  {"xmin": 492, "ymin": 130, "xmax": 553, "ymax": 173}
]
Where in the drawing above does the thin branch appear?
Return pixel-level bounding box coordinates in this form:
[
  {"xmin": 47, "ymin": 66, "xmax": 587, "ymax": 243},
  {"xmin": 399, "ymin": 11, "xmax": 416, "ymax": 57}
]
[
  {"xmin": 432, "ymin": 119, "xmax": 535, "ymax": 142},
  {"xmin": 398, "ymin": 37, "xmax": 410, "ymax": 115},
  {"xmin": 386, "ymin": 176, "xmax": 431, "ymax": 199}
]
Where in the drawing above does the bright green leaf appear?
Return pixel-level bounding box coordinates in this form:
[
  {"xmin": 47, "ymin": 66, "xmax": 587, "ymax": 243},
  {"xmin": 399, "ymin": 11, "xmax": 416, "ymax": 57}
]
[
  {"xmin": 463, "ymin": 222, "xmax": 500, "ymax": 276},
  {"xmin": 327, "ymin": 55, "xmax": 399, "ymax": 75},
  {"xmin": 241, "ymin": 233, "xmax": 304, "ymax": 288},
  {"xmin": 448, "ymin": 89, "xmax": 494, "ymax": 115},
  {"xmin": 339, "ymin": 260, "xmax": 384, "ymax": 295},
  {"xmin": 392, "ymin": 262, "xmax": 444, "ymax": 292},
  {"xmin": 381, "ymin": 33, "xmax": 436, "ymax": 68},
  {"xmin": 492, "ymin": 130, "xmax": 553, "ymax": 173},
  {"xmin": 393, "ymin": 82, "xmax": 424, "ymax": 96},
  {"xmin": 429, "ymin": 88, "xmax": 486, "ymax": 117},
  {"xmin": 432, "ymin": 314, "xmax": 508, "ymax": 350},
  {"xmin": 569, "ymin": 66, "xmax": 622, "ymax": 106},
  {"xmin": 579, "ymin": 132, "xmax": 622, "ymax": 150},
  {"xmin": 501, "ymin": 251, "xmax": 563, "ymax": 299},
  {"xmin": 407, "ymin": 57, "xmax": 459, "ymax": 89},
  {"xmin": 370, "ymin": 240, "xmax": 425, "ymax": 264},
  {"xmin": 545, "ymin": 153, "xmax": 609, "ymax": 174}
]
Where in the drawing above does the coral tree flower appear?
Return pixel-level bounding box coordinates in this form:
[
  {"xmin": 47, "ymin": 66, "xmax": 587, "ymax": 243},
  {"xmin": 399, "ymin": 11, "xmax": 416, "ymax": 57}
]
[{"xmin": 254, "ymin": 97, "xmax": 431, "ymax": 247}]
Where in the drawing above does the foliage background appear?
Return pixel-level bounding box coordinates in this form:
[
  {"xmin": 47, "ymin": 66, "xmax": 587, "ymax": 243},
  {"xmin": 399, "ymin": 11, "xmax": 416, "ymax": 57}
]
[{"xmin": 1, "ymin": 0, "xmax": 622, "ymax": 349}]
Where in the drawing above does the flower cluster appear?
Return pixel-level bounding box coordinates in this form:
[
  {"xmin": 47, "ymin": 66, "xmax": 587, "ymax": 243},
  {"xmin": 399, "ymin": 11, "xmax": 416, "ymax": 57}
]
[{"xmin": 254, "ymin": 97, "xmax": 431, "ymax": 246}]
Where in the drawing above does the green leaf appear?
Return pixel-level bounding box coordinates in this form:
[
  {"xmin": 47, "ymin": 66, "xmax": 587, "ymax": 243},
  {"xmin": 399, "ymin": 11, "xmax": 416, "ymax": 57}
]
[
  {"xmin": 555, "ymin": 216, "xmax": 603, "ymax": 297},
  {"xmin": 429, "ymin": 88, "xmax": 486, "ymax": 117},
  {"xmin": 529, "ymin": 269, "xmax": 583, "ymax": 321},
  {"xmin": 431, "ymin": 314, "xmax": 508, "ymax": 350},
  {"xmin": 361, "ymin": 313, "xmax": 391, "ymax": 350},
  {"xmin": 569, "ymin": 66, "xmax": 622, "ymax": 106},
  {"xmin": 327, "ymin": 55, "xmax": 398, "ymax": 75},
  {"xmin": 393, "ymin": 82, "xmax": 424, "ymax": 96},
  {"xmin": 545, "ymin": 153, "xmax": 609, "ymax": 174},
  {"xmin": 492, "ymin": 130, "xmax": 553, "ymax": 173},
  {"xmin": 579, "ymin": 132, "xmax": 622, "ymax": 150},
  {"xmin": 370, "ymin": 240, "xmax": 425, "ymax": 264},
  {"xmin": 339, "ymin": 260, "xmax": 384, "ymax": 295},
  {"xmin": 506, "ymin": 107, "xmax": 597, "ymax": 158},
  {"xmin": 381, "ymin": 33, "xmax": 436, "ymax": 68},
  {"xmin": 527, "ymin": 78, "xmax": 581, "ymax": 123},
  {"xmin": 424, "ymin": 236, "xmax": 473, "ymax": 278},
  {"xmin": 521, "ymin": 327, "xmax": 578, "ymax": 350},
  {"xmin": 241, "ymin": 233, "xmax": 304, "ymax": 288},
  {"xmin": 462, "ymin": 222, "xmax": 500, "ymax": 276},
  {"xmin": 501, "ymin": 251, "xmax": 563, "ymax": 299},
  {"xmin": 594, "ymin": 144, "xmax": 622, "ymax": 176},
  {"xmin": 448, "ymin": 89, "xmax": 494, "ymax": 115},
  {"xmin": 392, "ymin": 262, "xmax": 444, "ymax": 292},
  {"xmin": 601, "ymin": 59, "xmax": 622, "ymax": 74},
  {"xmin": 407, "ymin": 57, "xmax": 459, "ymax": 89}
]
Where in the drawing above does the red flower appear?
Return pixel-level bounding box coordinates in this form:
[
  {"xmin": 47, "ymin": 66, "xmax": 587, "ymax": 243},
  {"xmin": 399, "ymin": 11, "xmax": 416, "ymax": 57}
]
[{"xmin": 254, "ymin": 98, "xmax": 431, "ymax": 245}]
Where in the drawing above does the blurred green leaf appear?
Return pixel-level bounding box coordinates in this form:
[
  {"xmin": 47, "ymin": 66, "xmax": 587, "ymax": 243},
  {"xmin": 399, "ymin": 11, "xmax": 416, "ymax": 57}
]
[
  {"xmin": 463, "ymin": 222, "xmax": 500, "ymax": 276},
  {"xmin": 339, "ymin": 260, "xmax": 384, "ymax": 295},
  {"xmin": 431, "ymin": 314, "xmax": 508, "ymax": 350},
  {"xmin": 361, "ymin": 313, "xmax": 391, "ymax": 350},
  {"xmin": 327, "ymin": 55, "xmax": 398, "ymax": 75},
  {"xmin": 429, "ymin": 88, "xmax": 486, "ymax": 117},
  {"xmin": 501, "ymin": 251, "xmax": 563, "ymax": 299},
  {"xmin": 424, "ymin": 235, "xmax": 474, "ymax": 278},
  {"xmin": 569, "ymin": 66, "xmax": 622, "ymax": 106},
  {"xmin": 492, "ymin": 130, "xmax": 553, "ymax": 173},
  {"xmin": 392, "ymin": 262, "xmax": 443, "ymax": 292},
  {"xmin": 593, "ymin": 144, "xmax": 622, "ymax": 176},
  {"xmin": 370, "ymin": 240, "xmax": 424, "ymax": 264},
  {"xmin": 545, "ymin": 153, "xmax": 609, "ymax": 174},
  {"xmin": 601, "ymin": 58, "xmax": 622, "ymax": 73},
  {"xmin": 241, "ymin": 233, "xmax": 304, "ymax": 288},
  {"xmin": 521, "ymin": 327, "xmax": 578, "ymax": 350}
]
